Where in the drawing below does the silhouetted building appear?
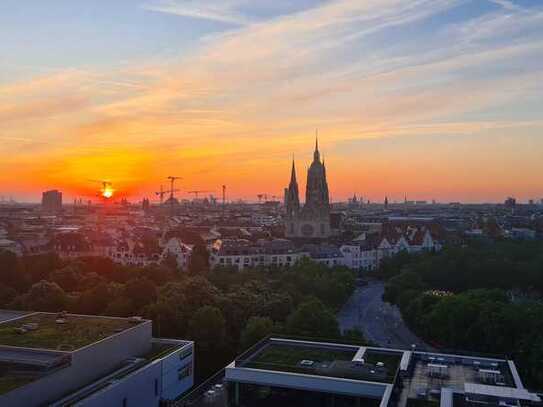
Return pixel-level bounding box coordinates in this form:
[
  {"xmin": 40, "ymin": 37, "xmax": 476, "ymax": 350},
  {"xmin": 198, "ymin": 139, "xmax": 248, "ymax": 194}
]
[
  {"xmin": 41, "ymin": 190, "xmax": 62, "ymax": 213},
  {"xmin": 505, "ymin": 197, "xmax": 516, "ymax": 208},
  {"xmin": 285, "ymin": 138, "xmax": 331, "ymax": 239},
  {"xmin": 142, "ymin": 198, "xmax": 150, "ymax": 211}
]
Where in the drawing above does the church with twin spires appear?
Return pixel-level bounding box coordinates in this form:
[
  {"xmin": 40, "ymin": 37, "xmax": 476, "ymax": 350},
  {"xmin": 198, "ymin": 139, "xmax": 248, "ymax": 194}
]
[{"xmin": 284, "ymin": 137, "xmax": 332, "ymax": 239}]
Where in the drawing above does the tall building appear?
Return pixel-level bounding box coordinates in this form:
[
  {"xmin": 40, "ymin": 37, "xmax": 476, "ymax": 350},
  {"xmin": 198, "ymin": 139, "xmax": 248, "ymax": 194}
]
[
  {"xmin": 285, "ymin": 138, "xmax": 331, "ymax": 239},
  {"xmin": 42, "ymin": 190, "xmax": 62, "ymax": 213}
]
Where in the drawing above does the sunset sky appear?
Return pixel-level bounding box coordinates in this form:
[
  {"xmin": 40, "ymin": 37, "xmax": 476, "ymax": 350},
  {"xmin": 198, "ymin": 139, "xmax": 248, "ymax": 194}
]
[{"xmin": 1, "ymin": 0, "xmax": 542, "ymax": 203}]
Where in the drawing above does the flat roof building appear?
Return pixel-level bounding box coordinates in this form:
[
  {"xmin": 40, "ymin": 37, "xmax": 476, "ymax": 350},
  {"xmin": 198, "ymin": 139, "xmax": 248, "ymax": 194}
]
[
  {"xmin": 0, "ymin": 311, "xmax": 194, "ymax": 407},
  {"xmin": 42, "ymin": 190, "xmax": 63, "ymax": 213},
  {"xmin": 175, "ymin": 337, "xmax": 541, "ymax": 407}
]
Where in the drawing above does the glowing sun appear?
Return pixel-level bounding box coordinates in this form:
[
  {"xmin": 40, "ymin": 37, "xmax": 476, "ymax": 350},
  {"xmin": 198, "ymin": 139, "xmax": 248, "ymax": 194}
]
[{"xmin": 102, "ymin": 186, "xmax": 114, "ymax": 199}]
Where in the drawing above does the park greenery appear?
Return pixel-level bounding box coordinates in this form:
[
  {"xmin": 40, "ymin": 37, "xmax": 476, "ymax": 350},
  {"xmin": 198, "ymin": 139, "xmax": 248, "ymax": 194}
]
[
  {"xmin": 382, "ymin": 240, "xmax": 543, "ymax": 390},
  {"xmin": 0, "ymin": 249, "xmax": 358, "ymax": 382}
]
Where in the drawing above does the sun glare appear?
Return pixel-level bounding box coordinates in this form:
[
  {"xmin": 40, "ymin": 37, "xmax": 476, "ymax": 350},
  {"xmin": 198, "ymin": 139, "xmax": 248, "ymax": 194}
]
[{"xmin": 102, "ymin": 186, "xmax": 114, "ymax": 199}]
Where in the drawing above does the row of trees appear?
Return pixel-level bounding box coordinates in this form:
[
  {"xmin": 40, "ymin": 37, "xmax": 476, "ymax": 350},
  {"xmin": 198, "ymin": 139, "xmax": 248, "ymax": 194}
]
[
  {"xmin": 382, "ymin": 240, "xmax": 543, "ymax": 389},
  {"xmin": 380, "ymin": 240, "xmax": 543, "ymax": 292},
  {"xmin": 0, "ymin": 250, "xmax": 359, "ymax": 382}
]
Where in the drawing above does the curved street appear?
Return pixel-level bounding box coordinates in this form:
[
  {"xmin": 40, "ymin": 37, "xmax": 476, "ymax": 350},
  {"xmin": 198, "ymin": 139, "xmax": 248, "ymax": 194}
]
[{"xmin": 337, "ymin": 281, "xmax": 433, "ymax": 351}]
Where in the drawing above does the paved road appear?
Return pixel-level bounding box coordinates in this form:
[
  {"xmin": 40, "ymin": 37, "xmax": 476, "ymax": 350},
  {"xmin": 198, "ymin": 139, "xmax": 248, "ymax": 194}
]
[{"xmin": 337, "ymin": 281, "xmax": 433, "ymax": 351}]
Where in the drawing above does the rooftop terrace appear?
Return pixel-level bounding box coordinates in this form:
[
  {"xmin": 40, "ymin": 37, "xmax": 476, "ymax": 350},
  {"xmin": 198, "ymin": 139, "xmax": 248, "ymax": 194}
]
[
  {"xmin": 0, "ymin": 312, "xmax": 144, "ymax": 351},
  {"xmin": 398, "ymin": 352, "xmax": 519, "ymax": 407}
]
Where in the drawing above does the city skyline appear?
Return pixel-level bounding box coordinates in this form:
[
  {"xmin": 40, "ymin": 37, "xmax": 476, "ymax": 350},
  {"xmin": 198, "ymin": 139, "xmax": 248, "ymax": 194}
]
[{"xmin": 1, "ymin": 0, "xmax": 543, "ymax": 203}]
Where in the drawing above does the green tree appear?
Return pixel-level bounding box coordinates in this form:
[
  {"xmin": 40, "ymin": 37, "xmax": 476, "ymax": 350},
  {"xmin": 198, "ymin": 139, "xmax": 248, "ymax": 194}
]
[
  {"xmin": 241, "ymin": 316, "xmax": 275, "ymax": 349},
  {"xmin": 0, "ymin": 250, "xmax": 25, "ymax": 290},
  {"xmin": 0, "ymin": 283, "xmax": 17, "ymax": 307},
  {"xmin": 384, "ymin": 271, "xmax": 425, "ymax": 304},
  {"xmin": 285, "ymin": 298, "xmax": 339, "ymax": 339},
  {"xmin": 24, "ymin": 280, "xmax": 67, "ymax": 312},
  {"xmin": 23, "ymin": 253, "xmax": 59, "ymax": 286},
  {"xmin": 105, "ymin": 297, "xmax": 134, "ymax": 317},
  {"xmin": 188, "ymin": 244, "xmax": 210, "ymax": 275},
  {"xmin": 74, "ymin": 282, "xmax": 112, "ymax": 315},
  {"xmin": 124, "ymin": 278, "xmax": 157, "ymax": 310},
  {"xmin": 342, "ymin": 328, "xmax": 368, "ymax": 345},
  {"xmin": 188, "ymin": 306, "xmax": 226, "ymax": 349},
  {"xmin": 50, "ymin": 264, "xmax": 81, "ymax": 292}
]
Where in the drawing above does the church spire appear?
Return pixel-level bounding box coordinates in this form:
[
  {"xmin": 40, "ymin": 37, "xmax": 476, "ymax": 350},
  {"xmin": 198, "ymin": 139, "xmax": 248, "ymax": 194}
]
[
  {"xmin": 313, "ymin": 129, "xmax": 320, "ymax": 162},
  {"xmin": 290, "ymin": 158, "xmax": 297, "ymax": 184}
]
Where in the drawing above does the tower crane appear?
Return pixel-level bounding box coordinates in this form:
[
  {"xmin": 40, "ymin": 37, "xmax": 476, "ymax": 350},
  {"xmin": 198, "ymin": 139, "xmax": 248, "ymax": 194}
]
[
  {"xmin": 187, "ymin": 190, "xmax": 214, "ymax": 199},
  {"xmin": 167, "ymin": 176, "xmax": 182, "ymax": 200},
  {"xmin": 155, "ymin": 185, "xmax": 179, "ymax": 204}
]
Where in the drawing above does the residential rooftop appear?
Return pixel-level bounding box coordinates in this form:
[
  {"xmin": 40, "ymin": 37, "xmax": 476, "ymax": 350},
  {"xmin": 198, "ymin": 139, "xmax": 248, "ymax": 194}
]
[{"xmin": 0, "ymin": 312, "xmax": 145, "ymax": 352}]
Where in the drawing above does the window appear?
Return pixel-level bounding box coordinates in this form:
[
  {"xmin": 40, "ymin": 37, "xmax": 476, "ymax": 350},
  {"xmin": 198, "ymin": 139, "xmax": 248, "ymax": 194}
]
[
  {"xmin": 179, "ymin": 347, "xmax": 193, "ymax": 360},
  {"xmin": 122, "ymin": 397, "xmax": 127, "ymax": 407},
  {"xmin": 154, "ymin": 379, "xmax": 158, "ymax": 396},
  {"xmin": 178, "ymin": 364, "xmax": 193, "ymax": 380}
]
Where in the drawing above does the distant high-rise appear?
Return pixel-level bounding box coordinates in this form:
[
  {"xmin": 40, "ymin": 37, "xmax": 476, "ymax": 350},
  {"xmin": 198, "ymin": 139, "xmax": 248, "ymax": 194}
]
[
  {"xmin": 142, "ymin": 197, "xmax": 150, "ymax": 211},
  {"xmin": 41, "ymin": 190, "xmax": 62, "ymax": 213}
]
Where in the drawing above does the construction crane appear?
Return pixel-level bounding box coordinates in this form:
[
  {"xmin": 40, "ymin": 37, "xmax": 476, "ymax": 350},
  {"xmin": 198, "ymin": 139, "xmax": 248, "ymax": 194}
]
[
  {"xmin": 167, "ymin": 176, "xmax": 182, "ymax": 200},
  {"xmin": 187, "ymin": 190, "xmax": 214, "ymax": 199},
  {"xmin": 222, "ymin": 185, "xmax": 226, "ymax": 216},
  {"xmin": 155, "ymin": 185, "xmax": 179, "ymax": 204}
]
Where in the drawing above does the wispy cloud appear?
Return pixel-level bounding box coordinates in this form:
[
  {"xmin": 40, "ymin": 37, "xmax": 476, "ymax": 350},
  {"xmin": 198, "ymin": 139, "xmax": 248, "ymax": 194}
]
[
  {"xmin": 141, "ymin": 0, "xmax": 253, "ymax": 25},
  {"xmin": 2, "ymin": 0, "xmax": 543, "ymax": 201}
]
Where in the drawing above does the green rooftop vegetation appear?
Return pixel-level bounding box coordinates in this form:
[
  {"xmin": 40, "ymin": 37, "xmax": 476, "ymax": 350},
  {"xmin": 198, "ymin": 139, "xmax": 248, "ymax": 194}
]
[
  {"xmin": 0, "ymin": 313, "xmax": 141, "ymax": 351},
  {"xmin": 247, "ymin": 343, "xmax": 356, "ymax": 369},
  {"xmin": 242, "ymin": 343, "xmax": 402, "ymax": 383}
]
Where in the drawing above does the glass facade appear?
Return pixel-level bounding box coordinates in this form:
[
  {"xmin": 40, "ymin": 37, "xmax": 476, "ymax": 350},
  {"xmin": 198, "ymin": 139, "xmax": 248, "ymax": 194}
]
[{"xmin": 227, "ymin": 382, "xmax": 381, "ymax": 407}]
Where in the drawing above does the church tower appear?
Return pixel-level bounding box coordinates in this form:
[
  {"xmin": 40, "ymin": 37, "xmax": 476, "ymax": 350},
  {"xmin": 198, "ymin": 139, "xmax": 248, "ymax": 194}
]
[
  {"xmin": 284, "ymin": 136, "xmax": 332, "ymax": 239},
  {"xmin": 285, "ymin": 159, "xmax": 300, "ymax": 217},
  {"xmin": 304, "ymin": 136, "xmax": 330, "ymax": 215}
]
